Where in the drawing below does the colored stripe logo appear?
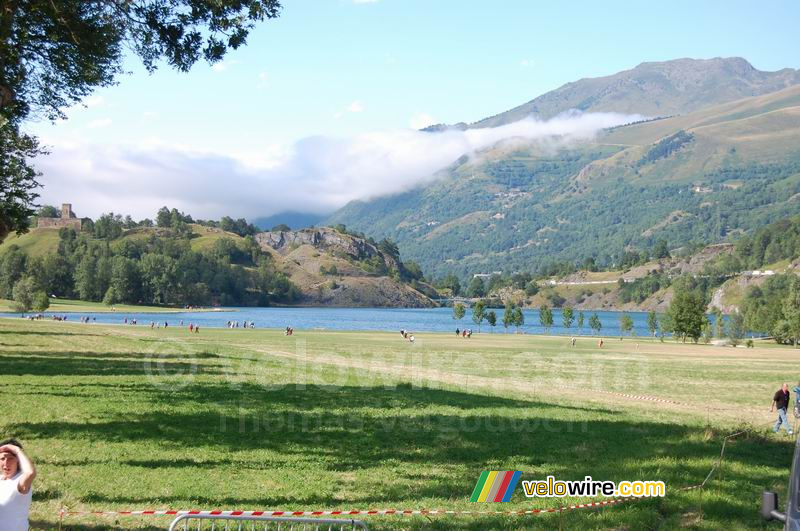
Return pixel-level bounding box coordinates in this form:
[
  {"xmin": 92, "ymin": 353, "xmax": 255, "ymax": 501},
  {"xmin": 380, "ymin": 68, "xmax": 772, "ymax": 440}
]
[{"xmin": 470, "ymin": 471, "xmax": 521, "ymax": 502}]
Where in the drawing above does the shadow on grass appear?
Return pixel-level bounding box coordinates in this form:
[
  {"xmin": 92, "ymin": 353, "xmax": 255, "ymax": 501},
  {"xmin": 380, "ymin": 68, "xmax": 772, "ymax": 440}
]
[
  {"xmin": 0, "ymin": 329, "xmax": 102, "ymax": 336},
  {"xmin": 0, "ymin": 351, "xmax": 220, "ymax": 376},
  {"xmin": 8, "ymin": 384, "xmax": 794, "ymax": 514}
]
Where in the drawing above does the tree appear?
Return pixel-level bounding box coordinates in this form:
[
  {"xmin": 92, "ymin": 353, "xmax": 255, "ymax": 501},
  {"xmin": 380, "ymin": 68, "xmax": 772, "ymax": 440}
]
[
  {"xmin": 0, "ymin": 246, "xmax": 27, "ymax": 298},
  {"xmin": 503, "ymin": 302, "xmax": 514, "ymax": 332},
  {"xmin": 577, "ymin": 311, "xmax": 585, "ymax": 331},
  {"xmin": 539, "ymin": 305, "xmax": 553, "ymax": 333},
  {"xmin": 728, "ymin": 311, "xmax": 746, "ymax": 346},
  {"xmin": 453, "ymin": 302, "xmax": 466, "ymax": 322},
  {"xmin": 524, "ymin": 280, "xmax": 539, "ymax": 296},
  {"xmin": 74, "ymin": 252, "xmax": 99, "ymax": 300},
  {"xmin": 589, "ymin": 313, "xmax": 602, "ymax": 335},
  {"xmin": 712, "ymin": 308, "xmax": 725, "ymax": 338},
  {"xmin": 466, "ymin": 277, "xmax": 486, "ymax": 298},
  {"xmin": 157, "ymin": 207, "xmax": 172, "ymax": 228},
  {"xmin": 32, "ymin": 291, "xmax": 50, "ymax": 312},
  {"xmin": 653, "ymin": 239, "xmax": 670, "ymax": 259},
  {"xmin": 37, "ymin": 205, "xmax": 59, "ymax": 218},
  {"xmin": 472, "ymin": 299, "xmax": 486, "ymax": 332},
  {"xmin": 11, "ymin": 277, "xmax": 36, "ymax": 312},
  {"xmin": 439, "ymin": 274, "xmax": 461, "ymax": 296},
  {"xmin": 0, "ymin": 1, "xmax": 282, "ymax": 243},
  {"xmin": 0, "ymin": 129, "xmax": 40, "ymax": 242},
  {"xmin": 667, "ymin": 289, "xmax": 708, "ymax": 343},
  {"xmin": 784, "ymin": 276, "xmax": 800, "ymax": 347},
  {"xmin": 619, "ymin": 313, "xmax": 633, "ymax": 336},
  {"xmin": 486, "ymin": 310, "xmax": 497, "ymax": 332},
  {"xmin": 647, "ymin": 311, "xmax": 658, "ymax": 337},
  {"xmin": 512, "ymin": 306, "xmax": 525, "ymax": 332},
  {"xmin": 562, "ymin": 307, "xmax": 574, "ymax": 330}
]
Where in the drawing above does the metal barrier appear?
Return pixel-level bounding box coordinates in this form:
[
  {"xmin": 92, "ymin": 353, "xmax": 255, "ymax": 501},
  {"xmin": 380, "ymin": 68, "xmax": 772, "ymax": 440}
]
[{"xmin": 168, "ymin": 514, "xmax": 369, "ymax": 530}]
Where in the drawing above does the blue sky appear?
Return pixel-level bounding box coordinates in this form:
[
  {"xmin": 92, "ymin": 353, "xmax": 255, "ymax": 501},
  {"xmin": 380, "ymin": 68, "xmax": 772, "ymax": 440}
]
[{"xmin": 30, "ymin": 0, "xmax": 800, "ymax": 220}]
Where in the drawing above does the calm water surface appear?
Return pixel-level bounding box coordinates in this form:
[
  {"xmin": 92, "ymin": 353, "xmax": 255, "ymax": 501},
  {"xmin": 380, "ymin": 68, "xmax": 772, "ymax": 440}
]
[{"xmin": 0, "ymin": 306, "xmax": 723, "ymax": 336}]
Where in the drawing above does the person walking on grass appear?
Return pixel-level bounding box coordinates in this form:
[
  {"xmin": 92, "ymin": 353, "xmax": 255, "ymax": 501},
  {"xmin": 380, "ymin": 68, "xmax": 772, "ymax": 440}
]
[
  {"xmin": 772, "ymin": 383, "xmax": 794, "ymax": 435},
  {"xmin": 0, "ymin": 439, "xmax": 36, "ymax": 531}
]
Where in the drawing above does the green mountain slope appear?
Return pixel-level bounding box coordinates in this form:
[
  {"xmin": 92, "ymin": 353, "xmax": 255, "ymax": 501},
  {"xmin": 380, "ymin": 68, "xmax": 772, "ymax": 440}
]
[
  {"xmin": 470, "ymin": 57, "xmax": 800, "ymax": 127},
  {"xmin": 327, "ymin": 85, "xmax": 800, "ymax": 279}
]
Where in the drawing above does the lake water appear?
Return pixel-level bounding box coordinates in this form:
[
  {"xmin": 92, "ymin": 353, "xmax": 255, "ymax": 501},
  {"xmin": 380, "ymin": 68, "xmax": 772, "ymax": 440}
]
[{"xmin": 0, "ymin": 307, "xmax": 720, "ymax": 337}]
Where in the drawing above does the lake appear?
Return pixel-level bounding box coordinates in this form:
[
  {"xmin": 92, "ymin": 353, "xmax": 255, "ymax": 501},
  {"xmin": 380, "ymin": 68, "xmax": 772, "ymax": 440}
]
[{"xmin": 0, "ymin": 307, "xmax": 725, "ymax": 337}]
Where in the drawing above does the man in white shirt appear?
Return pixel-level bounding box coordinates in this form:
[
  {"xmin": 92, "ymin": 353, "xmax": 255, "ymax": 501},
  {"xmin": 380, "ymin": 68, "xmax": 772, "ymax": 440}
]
[{"xmin": 0, "ymin": 439, "xmax": 36, "ymax": 531}]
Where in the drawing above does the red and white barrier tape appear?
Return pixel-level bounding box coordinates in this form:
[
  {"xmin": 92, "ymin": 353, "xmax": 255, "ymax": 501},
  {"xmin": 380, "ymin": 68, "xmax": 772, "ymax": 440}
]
[
  {"xmin": 60, "ymin": 483, "xmax": 710, "ymax": 519},
  {"xmin": 596, "ymin": 389, "xmax": 690, "ymax": 406},
  {"xmin": 60, "ymin": 497, "xmax": 639, "ymax": 519}
]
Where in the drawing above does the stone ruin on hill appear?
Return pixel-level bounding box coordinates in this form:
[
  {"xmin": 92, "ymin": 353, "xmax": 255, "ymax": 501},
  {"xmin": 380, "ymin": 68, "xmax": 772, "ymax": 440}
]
[{"xmin": 37, "ymin": 203, "xmax": 82, "ymax": 230}]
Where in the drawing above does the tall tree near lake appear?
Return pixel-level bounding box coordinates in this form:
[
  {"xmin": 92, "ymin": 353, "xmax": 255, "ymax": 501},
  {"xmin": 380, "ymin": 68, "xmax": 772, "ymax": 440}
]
[
  {"xmin": 589, "ymin": 313, "xmax": 602, "ymax": 335},
  {"xmin": 647, "ymin": 311, "xmax": 658, "ymax": 337},
  {"xmin": 783, "ymin": 276, "xmax": 800, "ymax": 347},
  {"xmin": 728, "ymin": 311, "xmax": 746, "ymax": 347},
  {"xmin": 502, "ymin": 302, "xmax": 514, "ymax": 332},
  {"xmin": 562, "ymin": 307, "xmax": 574, "ymax": 330},
  {"xmin": 453, "ymin": 302, "xmax": 466, "ymax": 322},
  {"xmin": 577, "ymin": 311, "xmax": 585, "ymax": 331},
  {"xmin": 0, "ymin": 0, "xmax": 281, "ymax": 243},
  {"xmin": 11, "ymin": 277, "xmax": 36, "ymax": 313},
  {"xmin": 667, "ymin": 288, "xmax": 707, "ymax": 343},
  {"xmin": 486, "ymin": 310, "xmax": 497, "ymax": 332},
  {"xmin": 472, "ymin": 299, "xmax": 486, "ymax": 332},
  {"xmin": 712, "ymin": 308, "xmax": 725, "ymax": 339},
  {"xmin": 619, "ymin": 313, "xmax": 633, "ymax": 337},
  {"xmin": 512, "ymin": 306, "xmax": 525, "ymax": 333},
  {"xmin": 539, "ymin": 305, "xmax": 554, "ymax": 333}
]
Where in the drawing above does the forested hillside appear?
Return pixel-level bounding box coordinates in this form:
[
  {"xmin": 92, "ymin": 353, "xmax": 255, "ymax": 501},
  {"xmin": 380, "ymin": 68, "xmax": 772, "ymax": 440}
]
[
  {"xmin": 0, "ymin": 209, "xmax": 434, "ymax": 308},
  {"xmin": 329, "ymin": 84, "xmax": 800, "ymax": 280}
]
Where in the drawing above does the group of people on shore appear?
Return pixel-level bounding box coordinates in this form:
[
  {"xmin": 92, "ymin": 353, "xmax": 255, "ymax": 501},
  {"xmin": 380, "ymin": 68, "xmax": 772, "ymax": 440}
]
[
  {"xmin": 285, "ymin": 326, "xmax": 294, "ymax": 336},
  {"xmin": 22, "ymin": 314, "xmax": 72, "ymax": 322},
  {"xmin": 228, "ymin": 320, "xmax": 255, "ymax": 329},
  {"xmin": 455, "ymin": 328, "xmax": 472, "ymax": 338}
]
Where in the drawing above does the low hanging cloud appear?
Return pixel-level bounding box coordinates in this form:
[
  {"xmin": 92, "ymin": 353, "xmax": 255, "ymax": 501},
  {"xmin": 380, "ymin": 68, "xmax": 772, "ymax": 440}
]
[{"xmin": 35, "ymin": 111, "xmax": 644, "ymax": 221}]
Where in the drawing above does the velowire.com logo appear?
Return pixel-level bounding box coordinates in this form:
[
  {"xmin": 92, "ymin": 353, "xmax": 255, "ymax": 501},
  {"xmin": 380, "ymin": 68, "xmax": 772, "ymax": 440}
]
[{"xmin": 470, "ymin": 471, "xmax": 522, "ymax": 502}]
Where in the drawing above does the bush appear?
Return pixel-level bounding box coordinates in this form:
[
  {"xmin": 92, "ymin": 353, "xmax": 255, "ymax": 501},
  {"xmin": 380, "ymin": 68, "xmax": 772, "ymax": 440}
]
[
  {"xmin": 32, "ymin": 291, "xmax": 50, "ymax": 312},
  {"xmin": 746, "ymin": 339, "xmax": 754, "ymax": 348},
  {"xmin": 524, "ymin": 281, "xmax": 539, "ymax": 296},
  {"xmin": 11, "ymin": 277, "xmax": 36, "ymax": 313}
]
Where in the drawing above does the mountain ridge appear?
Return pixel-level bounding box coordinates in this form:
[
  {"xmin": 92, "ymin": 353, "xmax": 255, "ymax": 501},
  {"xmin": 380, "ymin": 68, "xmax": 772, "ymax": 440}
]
[
  {"xmin": 468, "ymin": 57, "xmax": 800, "ymax": 128},
  {"xmin": 328, "ymin": 83, "xmax": 800, "ymax": 279}
]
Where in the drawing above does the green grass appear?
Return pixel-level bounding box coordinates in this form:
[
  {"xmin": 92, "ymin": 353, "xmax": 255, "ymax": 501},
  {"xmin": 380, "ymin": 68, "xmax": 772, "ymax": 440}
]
[
  {"xmin": 0, "ymin": 229, "xmax": 62, "ymax": 257},
  {"xmin": 0, "ymin": 320, "xmax": 795, "ymax": 530},
  {"xmin": 0, "ymin": 224, "xmax": 244, "ymax": 259},
  {"xmin": 0, "ymin": 298, "xmax": 208, "ymax": 314}
]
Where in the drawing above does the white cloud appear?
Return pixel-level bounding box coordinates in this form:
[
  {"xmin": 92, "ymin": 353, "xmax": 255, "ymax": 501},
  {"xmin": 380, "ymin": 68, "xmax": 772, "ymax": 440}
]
[
  {"xmin": 409, "ymin": 112, "xmax": 437, "ymax": 130},
  {"xmin": 83, "ymin": 96, "xmax": 106, "ymax": 108},
  {"xmin": 520, "ymin": 58, "xmax": 535, "ymax": 68},
  {"xmin": 347, "ymin": 100, "xmax": 365, "ymax": 113},
  {"xmin": 212, "ymin": 62, "xmax": 228, "ymax": 72},
  {"xmin": 36, "ymin": 111, "xmax": 644, "ymax": 220},
  {"xmin": 334, "ymin": 100, "xmax": 365, "ymax": 119},
  {"xmin": 257, "ymin": 71, "xmax": 270, "ymax": 89},
  {"xmin": 87, "ymin": 118, "xmax": 112, "ymax": 129},
  {"xmin": 353, "ymin": 0, "xmax": 379, "ymax": 4}
]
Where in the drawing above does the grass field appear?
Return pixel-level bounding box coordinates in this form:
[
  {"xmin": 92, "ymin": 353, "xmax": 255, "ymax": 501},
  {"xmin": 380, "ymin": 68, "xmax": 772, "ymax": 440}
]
[
  {"xmin": 1, "ymin": 319, "xmax": 797, "ymax": 530},
  {"xmin": 0, "ymin": 298, "xmax": 215, "ymax": 314}
]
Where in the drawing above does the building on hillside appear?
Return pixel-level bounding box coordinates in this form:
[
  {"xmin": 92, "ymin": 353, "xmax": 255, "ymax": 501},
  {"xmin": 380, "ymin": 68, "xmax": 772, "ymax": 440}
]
[
  {"xmin": 473, "ymin": 271, "xmax": 502, "ymax": 279},
  {"xmin": 37, "ymin": 203, "xmax": 82, "ymax": 230}
]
